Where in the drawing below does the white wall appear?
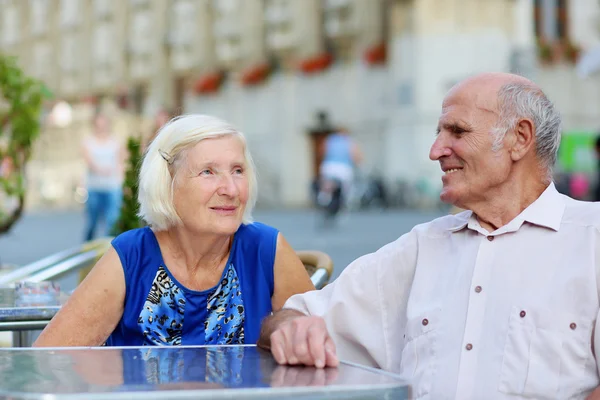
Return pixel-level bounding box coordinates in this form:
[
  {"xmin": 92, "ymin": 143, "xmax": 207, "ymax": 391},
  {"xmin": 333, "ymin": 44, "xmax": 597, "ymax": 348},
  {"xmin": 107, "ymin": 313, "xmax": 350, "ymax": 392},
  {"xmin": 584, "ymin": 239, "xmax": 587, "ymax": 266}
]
[
  {"xmin": 185, "ymin": 62, "xmax": 391, "ymax": 207},
  {"xmin": 569, "ymin": 0, "xmax": 600, "ymax": 50},
  {"xmin": 538, "ymin": 67, "xmax": 600, "ymax": 131}
]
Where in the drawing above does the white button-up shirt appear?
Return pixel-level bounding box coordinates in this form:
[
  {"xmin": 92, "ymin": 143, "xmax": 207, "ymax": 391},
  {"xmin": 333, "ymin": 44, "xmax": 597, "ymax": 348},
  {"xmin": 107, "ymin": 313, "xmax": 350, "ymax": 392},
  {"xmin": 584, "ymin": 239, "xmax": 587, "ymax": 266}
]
[{"xmin": 284, "ymin": 183, "xmax": 600, "ymax": 399}]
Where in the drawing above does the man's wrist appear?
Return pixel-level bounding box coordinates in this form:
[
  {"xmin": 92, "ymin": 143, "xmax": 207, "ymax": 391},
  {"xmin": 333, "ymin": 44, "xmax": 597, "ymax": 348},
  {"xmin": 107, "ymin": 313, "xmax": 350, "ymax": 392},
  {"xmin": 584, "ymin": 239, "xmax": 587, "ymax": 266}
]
[{"xmin": 258, "ymin": 309, "xmax": 306, "ymax": 350}]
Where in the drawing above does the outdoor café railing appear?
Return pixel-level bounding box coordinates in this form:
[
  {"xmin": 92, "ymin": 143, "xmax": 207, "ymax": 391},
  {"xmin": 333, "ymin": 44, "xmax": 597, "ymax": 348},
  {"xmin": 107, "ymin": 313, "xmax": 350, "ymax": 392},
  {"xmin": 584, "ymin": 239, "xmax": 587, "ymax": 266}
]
[{"xmin": 0, "ymin": 238, "xmax": 111, "ymax": 286}]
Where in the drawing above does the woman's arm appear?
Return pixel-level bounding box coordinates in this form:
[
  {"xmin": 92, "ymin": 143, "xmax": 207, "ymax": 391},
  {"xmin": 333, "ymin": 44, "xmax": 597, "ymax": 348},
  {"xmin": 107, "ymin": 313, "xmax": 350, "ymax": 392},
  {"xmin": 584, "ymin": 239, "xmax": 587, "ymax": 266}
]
[
  {"xmin": 33, "ymin": 247, "xmax": 126, "ymax": 347},
  {"xmin": 271, "ymin": 233, "xmax": 315, "ymax": 311}
]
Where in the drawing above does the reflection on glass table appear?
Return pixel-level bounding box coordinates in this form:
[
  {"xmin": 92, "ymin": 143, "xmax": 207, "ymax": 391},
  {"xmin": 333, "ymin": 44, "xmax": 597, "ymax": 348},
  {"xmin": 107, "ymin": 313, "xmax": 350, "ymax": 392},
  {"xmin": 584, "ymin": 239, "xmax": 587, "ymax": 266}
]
[{"xmin": 0, "ymin": 345, "xmax": 409, "ymax": 399}]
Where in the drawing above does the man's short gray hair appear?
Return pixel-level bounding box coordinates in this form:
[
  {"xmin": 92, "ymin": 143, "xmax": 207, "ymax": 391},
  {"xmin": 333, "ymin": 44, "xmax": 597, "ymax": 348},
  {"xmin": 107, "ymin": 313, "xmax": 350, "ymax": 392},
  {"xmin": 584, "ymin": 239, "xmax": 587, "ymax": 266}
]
[
  {"xmin": 491, "ymin": 82, "xmax": 562, "ymax": 179},
  {"xmin": 138, "ymin": 114, "xmax": 258, "ymax": 231}
]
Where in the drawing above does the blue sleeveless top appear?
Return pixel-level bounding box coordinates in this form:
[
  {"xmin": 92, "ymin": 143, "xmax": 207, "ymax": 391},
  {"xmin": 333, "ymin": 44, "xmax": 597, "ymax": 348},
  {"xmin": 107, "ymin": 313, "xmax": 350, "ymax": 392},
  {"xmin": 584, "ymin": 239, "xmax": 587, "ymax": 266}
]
[
  {"xmin": 106, "ymin": 222, "xmax": 278, "ymax": 346},
  {"xmin": 323, "ymin": 133, "xmax": 353, "ymax": 166}
]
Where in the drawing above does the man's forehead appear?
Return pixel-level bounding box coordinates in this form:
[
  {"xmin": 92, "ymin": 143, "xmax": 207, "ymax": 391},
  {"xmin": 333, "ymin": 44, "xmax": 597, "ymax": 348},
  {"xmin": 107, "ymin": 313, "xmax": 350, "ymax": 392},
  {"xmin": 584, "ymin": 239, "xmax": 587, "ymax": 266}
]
[{"xmin": 441, "ymin": 89, "xmax": 499, "ymax": 118}]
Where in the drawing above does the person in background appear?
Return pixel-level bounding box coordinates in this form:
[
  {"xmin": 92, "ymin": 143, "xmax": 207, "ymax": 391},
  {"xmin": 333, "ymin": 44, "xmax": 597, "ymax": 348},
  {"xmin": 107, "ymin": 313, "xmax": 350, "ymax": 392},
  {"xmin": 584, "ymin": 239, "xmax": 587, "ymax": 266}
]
[
  {"xmin": 260, "ymin": 72, "xmax": 600, "ymax": 400},
  {"xmin": 81, "ymin": 114, "xmax": 125, "ymax": 241},
  {"xmin": 593, "ymin": 135, "xmax": 600, "ymax": 201},
  {"xmin": 317, "ymin": 127, "xmax": 363, "ymax": 208},
  {"xmin": 34, "ymin": 114, "xmax": 314, "ymax": 347}
]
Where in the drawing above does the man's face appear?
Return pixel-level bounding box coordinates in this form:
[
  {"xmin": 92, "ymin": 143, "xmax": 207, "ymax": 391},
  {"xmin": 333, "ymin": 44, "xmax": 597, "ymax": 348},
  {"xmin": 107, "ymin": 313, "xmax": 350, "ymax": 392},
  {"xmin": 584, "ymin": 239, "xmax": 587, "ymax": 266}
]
[{"xmin": 429, "ymin": 86, "xmax": 513, "ymax": 208}]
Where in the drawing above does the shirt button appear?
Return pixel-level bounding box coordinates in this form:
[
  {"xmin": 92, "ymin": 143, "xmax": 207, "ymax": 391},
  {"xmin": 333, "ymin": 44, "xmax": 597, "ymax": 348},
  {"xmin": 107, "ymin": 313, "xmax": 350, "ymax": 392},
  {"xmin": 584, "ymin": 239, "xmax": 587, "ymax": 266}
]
[
  {"xmin": 422, "ymin": 318, "xmax": 429, "ymax": 326},
  {"xmin": 487, "ymin": 236, "xmax": 494, "ymax": 241},
  {"xmin": 520, "ymin": 310, "xmax": 526, "ymax": 318},
  {"xmin": 474, "ymin": 286, "xmax": 482, "ymax": 293},
  {"xmin": 570, "ymin": 323, "xmax": 577, "ymax": 330},
  {"xmin": 465, "ymin": 343, "xmax": 473, "ymax": 351}
]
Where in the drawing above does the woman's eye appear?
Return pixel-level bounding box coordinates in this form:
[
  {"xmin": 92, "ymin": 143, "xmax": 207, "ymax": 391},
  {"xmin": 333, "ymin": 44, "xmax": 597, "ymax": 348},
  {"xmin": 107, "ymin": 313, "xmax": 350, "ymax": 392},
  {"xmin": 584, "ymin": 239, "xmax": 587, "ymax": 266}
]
[
  {"xmin": 233, "ymin": 168, "xmax": 244, "ymax": 175},
  {"xmin": 199, "ymin": 170, "xmax": 212, "ymax": 176}
]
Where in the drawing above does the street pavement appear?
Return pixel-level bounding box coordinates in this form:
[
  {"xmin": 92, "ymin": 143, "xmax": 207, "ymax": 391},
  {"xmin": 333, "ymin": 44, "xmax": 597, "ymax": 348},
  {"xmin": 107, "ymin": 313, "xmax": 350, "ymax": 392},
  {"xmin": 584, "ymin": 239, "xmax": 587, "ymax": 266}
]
[{"xmin": 0, "ymin": 206, "xmax": 446, "ymax": 282}]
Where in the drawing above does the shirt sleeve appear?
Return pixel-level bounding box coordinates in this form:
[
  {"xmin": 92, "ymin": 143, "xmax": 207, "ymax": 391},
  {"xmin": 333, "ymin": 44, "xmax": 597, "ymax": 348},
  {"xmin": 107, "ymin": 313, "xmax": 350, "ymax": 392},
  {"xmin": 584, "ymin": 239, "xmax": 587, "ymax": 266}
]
[{"xmin": 283, "ymin": 229, "xmax": 419, "ymax": 372}]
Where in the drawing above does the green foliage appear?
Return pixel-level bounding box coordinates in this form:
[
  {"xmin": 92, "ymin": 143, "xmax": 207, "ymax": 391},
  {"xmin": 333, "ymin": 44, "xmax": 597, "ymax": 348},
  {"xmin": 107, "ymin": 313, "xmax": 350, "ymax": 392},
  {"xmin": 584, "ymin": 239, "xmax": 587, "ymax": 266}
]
[
  {"xmin": 112, "ymin": 135, "xmax": 145, "ymax": 235},
  {"xmin": 0, "ymin": 55, "xmax": 50, "ymax": 234}
]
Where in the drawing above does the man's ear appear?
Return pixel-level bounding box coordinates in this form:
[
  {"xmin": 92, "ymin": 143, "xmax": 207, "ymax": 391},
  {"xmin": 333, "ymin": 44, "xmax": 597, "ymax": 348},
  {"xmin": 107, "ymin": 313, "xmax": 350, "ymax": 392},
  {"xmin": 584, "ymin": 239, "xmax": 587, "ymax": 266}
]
[{"xmin": 510, "ymin": 119, "xmax": 535, "ymax": 161}]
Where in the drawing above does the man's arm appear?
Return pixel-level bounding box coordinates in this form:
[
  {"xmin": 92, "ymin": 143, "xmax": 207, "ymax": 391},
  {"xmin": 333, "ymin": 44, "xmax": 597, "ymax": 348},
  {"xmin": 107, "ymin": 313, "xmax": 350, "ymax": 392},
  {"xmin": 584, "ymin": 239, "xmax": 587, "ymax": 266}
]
[{"xmin": 258, "ymin": 228, "xmax": 418, "ymax": 371}]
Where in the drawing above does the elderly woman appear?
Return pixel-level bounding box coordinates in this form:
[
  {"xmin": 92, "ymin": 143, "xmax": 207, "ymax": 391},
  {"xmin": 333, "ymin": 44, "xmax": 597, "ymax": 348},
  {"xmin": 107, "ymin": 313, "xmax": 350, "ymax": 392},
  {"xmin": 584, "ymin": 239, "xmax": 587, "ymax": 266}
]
[{"xmin": 34, "ymin": 114, "xmax": 315, "ymax": 346}]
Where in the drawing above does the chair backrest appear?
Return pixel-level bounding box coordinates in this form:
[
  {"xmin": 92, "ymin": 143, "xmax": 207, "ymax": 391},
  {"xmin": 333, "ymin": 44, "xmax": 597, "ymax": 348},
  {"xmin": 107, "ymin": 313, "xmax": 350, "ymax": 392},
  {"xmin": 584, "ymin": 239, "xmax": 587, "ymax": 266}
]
[{"xmin": 296, "ymin": 250, "xmax": 333, "ymax": 289}]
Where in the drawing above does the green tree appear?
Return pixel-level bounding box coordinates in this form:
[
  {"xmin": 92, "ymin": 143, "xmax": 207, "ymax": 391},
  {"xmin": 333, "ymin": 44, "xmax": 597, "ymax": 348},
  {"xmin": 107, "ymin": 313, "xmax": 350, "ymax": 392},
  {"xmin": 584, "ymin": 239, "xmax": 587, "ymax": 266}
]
[
  {"xmin": 0, "ymin": 55, "xmax": 50, "ymax": 234},
  {"xmin": 112, "ymin": 135, "xmax": 145, "ymax": 235}
]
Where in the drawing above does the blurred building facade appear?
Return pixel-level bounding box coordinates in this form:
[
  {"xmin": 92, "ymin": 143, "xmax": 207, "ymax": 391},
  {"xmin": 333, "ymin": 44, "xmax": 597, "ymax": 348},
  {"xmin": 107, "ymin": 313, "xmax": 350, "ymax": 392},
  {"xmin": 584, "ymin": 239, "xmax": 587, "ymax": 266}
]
[{"xmin": 1, "ymin": 0, "xmax": 600, "ymax": 209}]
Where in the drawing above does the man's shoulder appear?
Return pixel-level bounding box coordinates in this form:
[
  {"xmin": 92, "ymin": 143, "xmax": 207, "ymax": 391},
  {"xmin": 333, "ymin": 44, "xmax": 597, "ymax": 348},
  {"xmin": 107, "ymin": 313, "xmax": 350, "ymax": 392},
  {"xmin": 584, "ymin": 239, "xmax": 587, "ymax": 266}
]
[
  {"xmin": 410, "ymin": 210, "xmax": 471, "ymax": 237},
  {"xmin": 561, "ymin": 197, "xmax": 600, "ymax": 229}
]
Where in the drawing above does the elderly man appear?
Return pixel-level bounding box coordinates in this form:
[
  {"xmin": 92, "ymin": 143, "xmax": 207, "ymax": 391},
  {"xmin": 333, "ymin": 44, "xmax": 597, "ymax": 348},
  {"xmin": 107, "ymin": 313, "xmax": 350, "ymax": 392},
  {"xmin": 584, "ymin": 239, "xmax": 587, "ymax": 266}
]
[{"xmin": 258, "ymin": 72, "xmax": 600, "ymax": 399}]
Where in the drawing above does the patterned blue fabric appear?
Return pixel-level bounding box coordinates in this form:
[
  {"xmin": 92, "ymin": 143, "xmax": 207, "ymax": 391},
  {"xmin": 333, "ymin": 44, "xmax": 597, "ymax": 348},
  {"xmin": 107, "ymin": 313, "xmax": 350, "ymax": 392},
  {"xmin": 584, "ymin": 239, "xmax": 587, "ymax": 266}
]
[
  {"xmin": 106, "ymin": 222, "xmax": 278, "ymax": 346},
  {"xmin": 204, "ymin": 263, "xmax": 245, "ymax": 343},
  {"xmin": 138, "ymin": 266, "xmax": 186, "ymax": 345}
]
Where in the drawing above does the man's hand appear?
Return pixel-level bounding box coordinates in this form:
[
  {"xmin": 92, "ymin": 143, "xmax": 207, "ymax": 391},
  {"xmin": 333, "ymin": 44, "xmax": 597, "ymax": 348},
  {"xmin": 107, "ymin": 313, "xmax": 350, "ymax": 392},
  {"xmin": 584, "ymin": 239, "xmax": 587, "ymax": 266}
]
[
  {"xmin": 270, "ymin": 315, "xmax": 339, "ymax": 369},
  {"xmin": 258, "ymin": 310, "xmax": 339, "ymax": 369}
]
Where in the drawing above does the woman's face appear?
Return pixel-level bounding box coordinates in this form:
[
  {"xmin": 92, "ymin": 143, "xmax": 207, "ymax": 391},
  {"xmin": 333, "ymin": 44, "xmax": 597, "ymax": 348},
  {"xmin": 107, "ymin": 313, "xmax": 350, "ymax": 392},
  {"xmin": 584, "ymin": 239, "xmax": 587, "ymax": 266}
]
[{"xmin": 172, "ymin": 135, "xmax": 250, "ymax": 236}]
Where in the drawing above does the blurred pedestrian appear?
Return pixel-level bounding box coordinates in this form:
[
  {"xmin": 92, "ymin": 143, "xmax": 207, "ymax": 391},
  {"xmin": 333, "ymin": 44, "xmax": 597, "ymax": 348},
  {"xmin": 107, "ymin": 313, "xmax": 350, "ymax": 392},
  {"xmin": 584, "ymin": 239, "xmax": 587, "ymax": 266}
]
[
  {"xmin": 317, "ymin": 127, "xmax": 363, "ymax": 207},
  {"xmin": 570, "ymin": 172, "xmax": 590, "ymax": 200},
  {"xmin": 593, "ymin": 135, "xmax": 600, "ymax": 201},
  {"xmin": 81, "ymin": 113, "xmax": 125, "ymax": 241}
]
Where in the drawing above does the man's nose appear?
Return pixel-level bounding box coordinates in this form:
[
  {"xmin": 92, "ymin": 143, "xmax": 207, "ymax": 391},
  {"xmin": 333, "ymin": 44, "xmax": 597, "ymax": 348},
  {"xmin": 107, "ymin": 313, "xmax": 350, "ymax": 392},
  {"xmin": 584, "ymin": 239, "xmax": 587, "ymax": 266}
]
[{"xmin": 429, "ymin": 134, "xmax": 452, "ymax": 161}]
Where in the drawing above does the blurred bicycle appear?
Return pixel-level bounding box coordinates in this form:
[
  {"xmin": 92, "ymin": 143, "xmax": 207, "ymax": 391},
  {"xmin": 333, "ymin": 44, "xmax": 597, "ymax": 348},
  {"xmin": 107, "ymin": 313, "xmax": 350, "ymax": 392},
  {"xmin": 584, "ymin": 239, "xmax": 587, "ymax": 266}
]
[{"xmin": 315, "ymin": 177, "xmax": 344, "ymax": 227}]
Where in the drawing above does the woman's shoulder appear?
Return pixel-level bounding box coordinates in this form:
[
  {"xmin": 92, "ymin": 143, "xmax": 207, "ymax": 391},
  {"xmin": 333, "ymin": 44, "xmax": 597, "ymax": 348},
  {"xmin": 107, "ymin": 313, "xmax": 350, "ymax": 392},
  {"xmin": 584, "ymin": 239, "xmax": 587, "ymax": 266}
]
[
  {"xmin": 236, "ymin": 222, "xmax": 279, "ymax": 241},
  {"xmin": 112, "ymin": 226, "xmax": 152, "ymax": 244},
  {"xmin": 111, "ymin": 227, "xmax": 156, "ymax": 257},
  {"xmin": 111, "ymin": 227, "xmax": 160, "ymax": 278}
]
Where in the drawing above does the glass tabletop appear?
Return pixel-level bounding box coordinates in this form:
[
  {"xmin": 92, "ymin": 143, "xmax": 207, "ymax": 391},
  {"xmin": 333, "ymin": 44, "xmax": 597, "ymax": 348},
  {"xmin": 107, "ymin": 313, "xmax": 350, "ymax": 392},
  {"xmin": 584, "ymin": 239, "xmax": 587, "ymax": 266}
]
[{"xmin": 0, "ymin": 345, "xmax": 409, "ymax": 399}]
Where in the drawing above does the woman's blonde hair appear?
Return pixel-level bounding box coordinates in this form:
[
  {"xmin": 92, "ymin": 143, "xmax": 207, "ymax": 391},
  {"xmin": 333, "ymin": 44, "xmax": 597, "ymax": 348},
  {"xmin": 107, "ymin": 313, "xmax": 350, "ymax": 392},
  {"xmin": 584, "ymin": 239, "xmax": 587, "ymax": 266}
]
[{"xmin": 138, "ymin": 114, "xmax": 257, "ymax": 231}]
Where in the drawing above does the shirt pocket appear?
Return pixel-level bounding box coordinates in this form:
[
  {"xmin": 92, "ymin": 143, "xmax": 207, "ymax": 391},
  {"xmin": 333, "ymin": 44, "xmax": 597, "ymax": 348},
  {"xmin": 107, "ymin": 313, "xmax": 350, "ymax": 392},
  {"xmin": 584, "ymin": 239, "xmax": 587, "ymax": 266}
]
[
  {"xmin": 400, "ymin": 308, "xmax": 441, "ymax": 399},
  {"xmin": 499, "ymin": 305, "xmax": 592, "ymax": 399}
]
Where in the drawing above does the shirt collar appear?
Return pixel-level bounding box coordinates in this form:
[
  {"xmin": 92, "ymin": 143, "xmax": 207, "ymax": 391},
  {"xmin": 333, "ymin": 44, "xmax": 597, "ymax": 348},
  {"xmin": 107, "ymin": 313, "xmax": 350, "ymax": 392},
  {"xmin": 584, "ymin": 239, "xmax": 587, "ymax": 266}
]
[
  {"xmin": 514, "ymin": 182, "xmax": 564, "ymax": 232},
  {"xmin": 446, "ymin": 182, "xmax": 565, "ymax": 234}
]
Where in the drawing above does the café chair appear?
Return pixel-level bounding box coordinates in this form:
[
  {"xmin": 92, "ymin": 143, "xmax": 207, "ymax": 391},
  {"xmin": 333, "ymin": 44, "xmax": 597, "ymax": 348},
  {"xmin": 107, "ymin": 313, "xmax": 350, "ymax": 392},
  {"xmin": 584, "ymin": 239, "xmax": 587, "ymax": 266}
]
[{"xmin": 297, "ymin": 250, "xmax": 334, "ymax": 289}]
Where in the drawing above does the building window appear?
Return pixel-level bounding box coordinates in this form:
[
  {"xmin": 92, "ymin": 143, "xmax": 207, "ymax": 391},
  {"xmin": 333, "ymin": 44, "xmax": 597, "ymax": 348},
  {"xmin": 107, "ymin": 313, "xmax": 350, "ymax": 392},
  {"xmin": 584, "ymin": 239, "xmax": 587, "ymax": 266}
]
[
  {"xmin": 1, "ymin": 4, "xmax": 20, "ymax": 46},
  {"xmin": 60, "ymin": 0, "xmax": 81, "ymax": 29},
  {"xmin": 93, "ymin": 0, "xmax": 113, "ymax": 19},
  {"xmin": 534, "ymin": 0, "xmax": 568, "ymax": 41},
  {"xmin": 264, "ymin": 0, "xmax": 295, "ymax": 51},
  {"xmin": 30, "ymin": 0, "xmax": 50, "ymax": 36}
]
